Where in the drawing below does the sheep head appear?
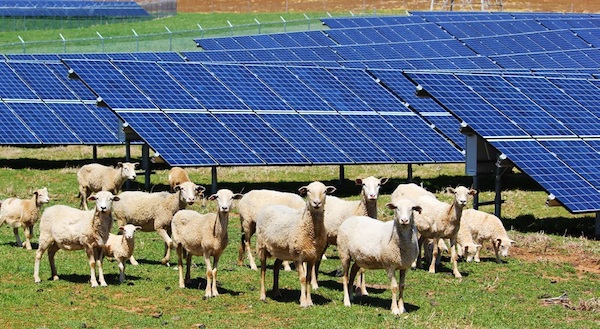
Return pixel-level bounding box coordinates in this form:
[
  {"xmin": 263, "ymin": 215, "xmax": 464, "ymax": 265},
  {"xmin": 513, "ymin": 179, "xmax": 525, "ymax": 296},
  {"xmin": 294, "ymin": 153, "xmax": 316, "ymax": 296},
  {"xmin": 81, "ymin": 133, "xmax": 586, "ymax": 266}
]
[
  {"xmin": 386, "ymin": 198, "xmax": 421, "ymax": 226},
  {"xmin": 120, "ymin": 224, "xmax": 142, "ymax": 239},
  {"xmin": 209, "ymin": 189, "xmax": 243, "ymax": 213},
  {"xmin": 117, "ymin": 162, "xmax": 139, "ymax": 181},
  {"xmin": 446, "ymin": 186, "xmax": 477, "ymax": 208},
  {"xmin": 356, "ymin": 176, "xmax": 389, "ymax": 200},
  {"xmin": 298, "ymin": 181, "xmax": 336, "ymax": 210},
  {"xmin": 87, "ymin": 191, "xmax": 120, "ymax": 213},
  {"xmin": 175, "ymin": 182, "xmax": 206, "ymax": 205},
  {"xmin": 35, "ymin": 187, "xmax": 50, "ymax": 204}
]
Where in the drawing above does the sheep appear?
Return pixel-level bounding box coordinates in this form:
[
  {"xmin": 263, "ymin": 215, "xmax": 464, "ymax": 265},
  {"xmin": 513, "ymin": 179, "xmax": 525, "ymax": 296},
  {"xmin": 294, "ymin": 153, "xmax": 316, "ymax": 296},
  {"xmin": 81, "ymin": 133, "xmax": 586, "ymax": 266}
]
[
  {"xmin": 458, "ymin": 209, "xmax": 514, "ymax": 263},
  {"xmin": 171, "ymin": 189, "xmax": 243, "ymax": 297},
  {"xmin": 112, "ymin": 181, "xmax": 205, "ymax": 266},
  {"xmin": 391, "ymin": 182, "xmax": 435, "ymax": 200},
  {"xmin": 337, "ymin": 198, "xmax": 421, "ymax": 315},
  {"xmin": 33, "ymin": 191, "xmax": 120, "ymax": 287},
  {"xmin": 102, "ymin": 224, "xmax": 141, "ymax": 283},
  {"xmin": 256, "ymin": 181, "xmax": 336, "ymax": 307},
  {"xmin": 168, "ymin": 167, "xmax": 191, "ymax": 192},
  {"xmin": 0, "ymin": 187, "xmax": 50, "ymax": 250},
  {"xmin": 236, "ymin": 189, "xmax": 305, "ymax": 270},
  {"xmin": 406, "ymin": 186, "xmax": 477, "ymax": 278},
  {"xmin": 77, "ymin": 162, "xmax": 139, "ymax": 210},
  {"xmin": 315, "ymin": 176, "xmax": 388, "ymax": 291}
]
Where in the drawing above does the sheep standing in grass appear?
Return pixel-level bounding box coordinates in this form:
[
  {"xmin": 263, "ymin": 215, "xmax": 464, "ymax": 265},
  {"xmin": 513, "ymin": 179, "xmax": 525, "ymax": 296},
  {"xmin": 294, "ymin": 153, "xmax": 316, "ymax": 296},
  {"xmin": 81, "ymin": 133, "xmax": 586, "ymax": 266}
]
[
  {"xmin": 391, "ymin": 182, "xmax": 435, "ymax": 200},
  {"xmin": 172, "ymin": 189, "xmax": 243, "ymax": 297},
  {"xmin": 458, "ymin": 209, "xmax": 514, "ymax": 263},
  {"xmin": 0, "ymin": 187, "xmax": 50, "ymax": 250},
  {"xmin": 112, "ymin": 181, "xmax": 205, "ymax": 266},
  {"xmin": 103, "ymin": 224, "xmax": 141, "ymax": 283},
  {"xmin": 34, "ymin": 191, "xmax": 120, "ymax": 287},
  {"xmin": 316, "ymin": 176, "xmax": 388, "ymax": 291},
  {"xmin": 168, "ymin": 167, "xmax": 191, "ymax": 192},
  {"xmin": 237, "ymin": 189, "xmax": 305, "ymax": 270},
  {"xmin": 256, "ymin": 181, "xmax": 335, "ymax": 307},
  {"xmin": 337, "ymin": 198, "xmax": 421, "ymax": 315},
  {"xmin": 408, "ymin": 186, "xmax": 477, "ymax": 278},
  {"xmin": 77, "ymin": 162, "xmax": 138, "ymax": 210}
]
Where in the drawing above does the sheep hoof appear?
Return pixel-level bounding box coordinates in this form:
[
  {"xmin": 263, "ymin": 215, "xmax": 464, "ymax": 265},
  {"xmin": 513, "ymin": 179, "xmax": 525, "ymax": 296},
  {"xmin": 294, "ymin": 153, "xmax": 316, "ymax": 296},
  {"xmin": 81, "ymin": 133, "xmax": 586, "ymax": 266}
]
[{"xmin": 52, "ymin": 275, "xmax": 59, "ymax": 281}]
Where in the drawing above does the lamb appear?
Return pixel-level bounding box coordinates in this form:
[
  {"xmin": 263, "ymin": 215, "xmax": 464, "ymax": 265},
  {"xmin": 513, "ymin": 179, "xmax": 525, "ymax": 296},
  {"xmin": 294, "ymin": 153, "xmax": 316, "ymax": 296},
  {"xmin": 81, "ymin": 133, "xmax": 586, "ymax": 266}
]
[
  {"xmin": 168, "ymin": 167, "xmax": 191, "ymax": 192},
  {"xmin": 34, "ymin": 191, "xmax": 120, "ymax": 287},
  {"xmin": 112, "ymin": 181, "xmax": 205, "ymax": 266},
  {"xmin": 337, "ymin": 198, "xmax": 421, "ymax": 315},
  {"xmin": 256, "ymin": 181, "xmax": 336, "ymax": 307},
  {"xmin": 458, "ymin": 209, "xmax": 514, "ymax": 263},
  {"xmin": 102, "ymin": 224, "xmax": 141, "ymax": 283},
  {"xmin": 237, "ymin": 189, "xmax": 305, "ymax": 270},
  {"xmin": 406, "ymin": 186, "xmax": 477, "ymax": 278},
  {"xmin": 77, "ymin": 162, "xmax": 138, "ymax": 210},
  {"xmin": 0, "ymin": 187, "xmax": 50, "ymax": 250},
  {"xmin": 171, "ymin": 189, "xmax": 243, "ymax": 297}
]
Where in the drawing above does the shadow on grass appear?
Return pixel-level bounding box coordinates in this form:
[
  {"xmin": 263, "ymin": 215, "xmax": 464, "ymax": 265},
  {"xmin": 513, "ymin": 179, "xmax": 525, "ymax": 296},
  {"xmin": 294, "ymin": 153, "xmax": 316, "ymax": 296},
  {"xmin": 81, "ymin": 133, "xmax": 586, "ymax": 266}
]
[
  {"xmin": 181, "ymin": 277, "xmax": 243, "ymax": 296},
  {"xmin": 264, "ymin": 287, "xmax": 332, "ymax": 306},
  {"xmin": 353, "ymin": 294, "xmax": 420, "ymax": 313},
  {"xmin": 504, "ymin": 214, "xmax": 596, "ymax": 238}
]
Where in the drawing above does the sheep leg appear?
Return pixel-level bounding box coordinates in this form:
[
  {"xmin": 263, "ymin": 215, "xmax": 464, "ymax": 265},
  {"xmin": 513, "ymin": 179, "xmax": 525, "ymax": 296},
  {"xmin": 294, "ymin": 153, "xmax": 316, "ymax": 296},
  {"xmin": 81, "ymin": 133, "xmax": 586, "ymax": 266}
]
[
  {"xmin": 303, "ymin": 261, "xmax": 314, "ymax": 307},
  {"xmin": 128, "ymin": 255, "xmax": 139, "ymax": 266},
  {"xmin": 259, "ymin": 253, "xmax": 267, "ymax": 301},
  {"xmin": 204, "ymin": 253, "xmax": 215, "ymax": 298},
  {"xmin": 185, "ymin": 252, "xmax": 193, "ymax": 286},
  {"xmin": 341, "ymin": 260, "xmax": 352, "ymax": 307},
  {"xmin": 428, "ymin": 238, "xmax": 438, "ymax": 274},
  {"xmin": 272, "ymin": 258, "xmax": 283, "ymax": 298},
  {"xmin": 449, "ymin": 238, "xmax": 462, "ymax": 278},
  {"xmin": 86, "ymin": 248, "xmax": 99, "ymax": 287},
  {"xmin": 282, "ymin": 261, "xmax": 292, "ymax": 271},
  {"xmin": 296, "ymin": 260, "xmax": 311, "ymax": 307},
  {"xmin": 156, "ymin": 228, "xmax": 172, "ymax": 266},
  {"xmin": 48, "ymin": 244, "xmax": 59, "ymax": 281},
  {"xmin": 237, "ymin": 233, "xmax": 246, "ymax": 267},
  {"xmin": 118, "ymin": 260, "xmax": 125, "ymax": 283},
  {"xmin": 176, "ymin": 244, "xmax": 185, "ymax": 288},
  {"xmin": 79, "ymin": 188, "xmax": 89, "ymax": 211},
  {"xmin": 24, "ymin": 225, "xmax": 33, "ymax": 250},
  {"xmin": 33, "ymin": 245, "xmax": 46, "ymax": 283},
  {"xmin": 348, "ymin": 263, "xmax": 361, "ymax": 298},
  {"xmin": 415, "ymin": 235, "xmax": 426, "ymax": 269},
  {"xmin": 493, "ymin": 239, "xmax": 502, "ymax": 264},
  {"xmin": 13, "ymin": 227, "xmax": 23, "ymax": 248},
  {"xmin": 95, "ymin": 248, "xmax": 107, "ymax": 287},
  {"xmin": 244, "ymin": 231, "xmax": 258, "ymax": 271},
  {"xmin": 356, "ymin": 267, "xmax": 369, "ymax": 296}
]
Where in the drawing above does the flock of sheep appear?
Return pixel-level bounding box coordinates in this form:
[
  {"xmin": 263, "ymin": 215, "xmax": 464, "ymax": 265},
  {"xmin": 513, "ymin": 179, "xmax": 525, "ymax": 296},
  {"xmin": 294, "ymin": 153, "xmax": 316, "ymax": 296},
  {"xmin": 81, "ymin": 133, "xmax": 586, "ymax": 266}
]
[{"xmin": 0, "ymin": 162, "xmax": 514, "ymax": 315}]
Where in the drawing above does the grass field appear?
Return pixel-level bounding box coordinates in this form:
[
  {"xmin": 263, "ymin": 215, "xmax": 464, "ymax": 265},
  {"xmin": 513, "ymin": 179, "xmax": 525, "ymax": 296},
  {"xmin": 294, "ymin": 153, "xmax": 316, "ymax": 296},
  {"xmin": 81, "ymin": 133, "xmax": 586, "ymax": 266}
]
[{"xmin": 0, "ymin": 145, "xmax": 598, "ymax": 328}]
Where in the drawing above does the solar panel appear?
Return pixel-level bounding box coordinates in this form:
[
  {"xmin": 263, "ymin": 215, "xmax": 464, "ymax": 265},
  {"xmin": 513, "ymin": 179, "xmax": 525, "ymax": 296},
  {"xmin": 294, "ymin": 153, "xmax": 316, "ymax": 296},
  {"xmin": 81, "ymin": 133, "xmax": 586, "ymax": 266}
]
[
  {"xmin": 549, "ymin": 78, "xmax": 600, "ymax": 119},
  {"xmin": 213, "ymin": 112, "xmax": 311, "ymax": 165},
  {"xmin": 158, "ymin": 62, "xmax": 248, "ymax": 111},
  {"xmin": 0, "ymin": 62, "xmax": 39, "ymax": 100},
  {"xmin": 540, "ymin": 139, "xmax": 600, "ymax": 189},
  {"xmin": 6, "ymin": 102, "xmax": 81, "ymax": 144},
  {"xmin": 46, "ymin": 62, "xmax": 97, "ymax": 101},
  {"xmin": 0, "ymin": 102, "xmax": 40, "ymax": 144},
  {"xmin": 8, "ymin": 62, "xmax": 78, "ymax": 101},
  {"xmin": 113, "ymin": 61, "xmax": 205, "ymax": 111},
  {"xmin": 46, "ymin": 103, "xmax": 120, "ymax": 144},
  {"xmin": 117, "ymin": 111, "xmax": 216, "ymax": 166},
  {"xmin": 490, "ymin": 139, "xmax": 600, "ymax": 213},
  {"xmin": 421, "ymin": 113, "xmax": 465, "ymax": 150},
  {"xmin": 167, "ymin": 112, "xmax": 264, "ymax": 165}
]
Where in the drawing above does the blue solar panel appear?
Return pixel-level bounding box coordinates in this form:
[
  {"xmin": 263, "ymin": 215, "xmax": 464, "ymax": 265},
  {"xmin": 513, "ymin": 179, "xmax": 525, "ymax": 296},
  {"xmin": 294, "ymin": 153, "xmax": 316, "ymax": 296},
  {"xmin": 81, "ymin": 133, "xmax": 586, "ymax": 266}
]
[
  {"xmin": 0, "ymin": 62, "xmax": 39, "ymax": 100},
  {"xmin": 0, "ymin": 102, "xmax": 40, "ymax": 144},
  {"xmin": 6, "ymin": 54, "xmax": 61, "ymax": 61},
  {"xmin": 490, "ymin": 139, "xmax": 600, "ymax": 213},
  {"xmin": 505, "ymin": 75, "xmax": 600, "ymax": 137},
  {"xmin": 456, "ymin": 74, "xmax": 574, "ymax": 137},
  {"xmin": 64, "ymin": 59, "xmax": 156, "ymax": 110},
  {"xmin": 540, "ymin": 139, "xmax": 600, "ymax": 189},
  {"xmin": 341, "ymin": 113, "xmax": 433, "ymax": 163},
  {"xmin": 406, "ymin": 72, "xmax": 528, "ymax": 138},
  {"xmin": 549, "ymin": 78, "xmax": 600, "ymax": 119},
  {"xmin": 421, "ymin": 114, "xmax": 465, "ymax": 150},
  {"xmin": 167, "ymin": 112, "xmax": 264, "ymax": 165},
  {"xmin": 117, "ymin": 111, "xmax": 216, "ymax": 166},
  {"xmin": 381, "ymin": 114, "xmax": 464, "ymax": 162},
  {"xmin": 113, "ymin": 61, "xmax": 205, "ymax": 111},
  {"xmin": 8, "ymin": 62, "xmax": 77, "ymax": 100},
  {"xmin": 204, "ymin": 63, "xmax": 292, "ymax": 111},
  {"xmin": 259, "ymin": 113, "xmax": 351, "ymax": 164},
  {"xmin": 46, "ymin": 103, "xmax": 120, "ymax": 144},
  {"xmin": 158, "ymin": 62, "xmax": 248, "ymax": 111},
  {"xmin": 45, "ymin": 62, "xmax": 97, "ymax": 101},
  {"xmin": 288, "ymin": 66, "xmax": 373, "ymax": 112},
  {"xmin": 213, "ymin": 112, "xmax": 310, "ymax": 165},
  {"xmin": 301, "ymin": 113, "xmax": 394, "ymax": 163},
  {"xmin": 7, "ymin": 102, "xmax": 81, "ymax": 144},
  {"xmin": 247, "ymin": 65, "xmax": 333, "ymax": 112}
]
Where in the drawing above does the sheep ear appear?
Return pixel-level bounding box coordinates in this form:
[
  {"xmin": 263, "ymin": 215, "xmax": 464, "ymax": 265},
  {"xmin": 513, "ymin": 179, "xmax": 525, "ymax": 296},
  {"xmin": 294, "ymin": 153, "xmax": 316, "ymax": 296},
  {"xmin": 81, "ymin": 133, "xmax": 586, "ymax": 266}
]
[
  {"xmin": 112, "ymin": 196, "xmax": 120, "ymax": 202},
  {"xmin": 413, "ymin": 205, "xmax": 423, "ymax": 214},
  {"xmin": 133, "ymin": 162, "xmax": 140, "ymax": 168},
  {"xmin": 135, "ymin": 226, "xmax": 142, "ymax": 230},
  {"xmin": 385, "ymin": 202, "xmax": 397, "ymax": 210},
  {"xmin": 469, "ymin": 189, "xmax": 478, "ymax": 196},
  {"xmin": 174, "ymin": 185, "xmax": 182, "ymax": 192},
  {"xmin": 326, "ymin": 186, "xmax": 336, "ymax": 195},
  {"xmin": 233, "ymin": 193, "xmax": 244, "ymax": 200},
  {"xmin": 196, "ymin": 185, "xmax": 206, "ymax": 193},
  {"xmin": 208, "ymin": 194, "xmax": 218, "ymax": 201},
  {"xmin": 119, "ymin": 226, "xmax": 125, "ymax": 230},
  {"xmin": 116, "ymin": 162, "xmax": 124, "ymax": 168},
  {"xmin": 355, "ymin": 178, "xmax": 363, "ymax": 186},
  {"xmin": 446, "ymin": 187, "xmax": 455, "ymax": 194},
  {"xmin": 298, "ymin": 186, "xmax": 308, "ymax": 196},
  {"xmin": 380, "ymin": 177, "xmax": 389, "ymax": 185},
  {"xmin": 87, "ymin": 195, "xmax": 97, "ymax": 201}
]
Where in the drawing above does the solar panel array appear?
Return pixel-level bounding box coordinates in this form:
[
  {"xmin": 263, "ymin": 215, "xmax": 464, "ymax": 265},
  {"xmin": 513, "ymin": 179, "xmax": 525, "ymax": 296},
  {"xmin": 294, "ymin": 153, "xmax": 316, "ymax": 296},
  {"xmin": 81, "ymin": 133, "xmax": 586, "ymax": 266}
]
[{"xmin": 0, "ymin": 1, "xmax": 149, "ymax": 17}]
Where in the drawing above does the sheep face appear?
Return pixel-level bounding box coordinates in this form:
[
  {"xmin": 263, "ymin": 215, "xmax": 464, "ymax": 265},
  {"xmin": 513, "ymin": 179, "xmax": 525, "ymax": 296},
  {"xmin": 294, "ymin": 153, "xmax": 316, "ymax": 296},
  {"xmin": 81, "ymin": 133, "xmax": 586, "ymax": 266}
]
[
  {"xmin": 208, "ymin": 189, "xmax": 243, "ymax": 213},
  {"xmin": 117, "ymin": 162, "xmax": 139, "ymax": 181},
  {"xmin": 298, "ymin": 181, "xmax": 336, "ymax": 210},
  {"xmin": 35, "ymin": 187, "xmax": 50, "ymax": 204},
  {"xmin": 497, "ymin": 238, "xmax": 514, "ymax": 257},
  {"xmin": 386, "ymin": 199, "xmax": 421, "ymax": 225},
  {"xmin": 87, "ymin": 191, "xmax": 120, "ymax": 213},
  {"xmin": 447, "ymin": 186, "xmax": 477, "ymax": 207},
  {"xmin": 356, "ymin": 176, "xmax": 389, "ymax": 200},
  {"xmin": 175, "ymin": 182, "xmax": 206, "ymax": 205},
  {"xmin": 120, "ymin": 224, "xmax": 141, "ymax": 239}
]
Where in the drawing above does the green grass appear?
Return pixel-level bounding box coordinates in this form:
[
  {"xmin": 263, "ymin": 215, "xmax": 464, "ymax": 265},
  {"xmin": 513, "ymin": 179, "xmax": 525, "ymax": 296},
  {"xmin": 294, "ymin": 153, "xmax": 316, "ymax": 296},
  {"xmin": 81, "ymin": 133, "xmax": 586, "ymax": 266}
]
[{"xmin": 0, "ymin": 145, "xmax": 598, "ymax": 328}]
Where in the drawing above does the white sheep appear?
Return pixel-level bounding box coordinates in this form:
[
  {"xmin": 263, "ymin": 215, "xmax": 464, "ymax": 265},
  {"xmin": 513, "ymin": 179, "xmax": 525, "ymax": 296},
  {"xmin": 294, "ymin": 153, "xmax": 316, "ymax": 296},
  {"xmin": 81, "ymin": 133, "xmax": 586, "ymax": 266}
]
[
  {"xmin": 337, "ymin": 198, "xmax": 421, "ymax": 315},
  {"xmin": 171, "ymin": 189, "xmax": 243, "ymax": 297},
  {"xmin": 34, "ymin": 191, "xmax": 120, "ymax": 287},
  {"xmin": 391, "ymin": 182, "xmax": 435, "ymax": 200},
  {"xmin": 458, "ymin": 209, "xmax": 514, "ymax": 263},
  {"xmin": 168, "ymin": 167, "xmax": 191, "ymax": 192},
  {"xmin": 77, "ymin": 162, "xmax": 138, "ymax": 210},
  {"xmin": 112, "ymin": 181, "xmax": 205, "ymax": 266},
  {"xmin": 236, "ymin": 189, "xmax": 305, "ymax": 270},
  {"xmin": 256, "ymin": 181, "xmax": 336, "ymax": 307},
  {"xmin": 316, "ymin": 176, "xmax": 388, "ymax": 291},
  {"xmin": 0, "ymin": 187, "xmax": 50, "ymax": 250},
  {"xmin": 407, "ymin": 186, "xmax": 477, "ymax": 278},
  {"xmin": 103, "ymin": 224, "xmax": 141, "ymax": 283}
]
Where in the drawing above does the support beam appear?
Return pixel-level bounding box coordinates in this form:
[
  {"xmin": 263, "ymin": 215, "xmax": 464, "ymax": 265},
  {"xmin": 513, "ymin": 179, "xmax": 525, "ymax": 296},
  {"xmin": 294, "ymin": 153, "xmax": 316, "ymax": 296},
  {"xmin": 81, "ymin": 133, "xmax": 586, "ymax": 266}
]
[
  {"xmin": 472, "ymin": 174, "xmax": 479, "ymax": 210},
  {"xmin": 339, "ymin": 165, "xmax": 345, "ymax": 187},
  {"xmin": 92, "ymin": 145, "xmax": 97, "ymax": 160},
  {"xmin": 211, "ymin": 166, "xmax": 218, "ymax": 194},
  {"xmin": 125, "ymin": 140, "xmax": 131, "ymax": 190},
  {"xmin": 407, "ymin": 164, "xmax": 413, "ymax": 182},
  {"xmin": 596, "ymin": 212, "xmax": 600, "ymax": 238},
  {"xmin": 494, "ymin": 161, "xmax": 502, "ymax": 218},
  {"xmin": 142, "ymin": 143, "xmax": 150, "ymax": 191}
]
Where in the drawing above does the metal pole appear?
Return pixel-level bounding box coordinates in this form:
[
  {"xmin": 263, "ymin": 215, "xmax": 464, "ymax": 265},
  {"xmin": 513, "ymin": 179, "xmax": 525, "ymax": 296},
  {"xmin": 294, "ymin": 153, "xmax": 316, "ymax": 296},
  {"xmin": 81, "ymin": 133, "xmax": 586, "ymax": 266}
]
[
  {"xmin": 280, "ymin": 16, "xmax": 287, "ymax": 32},
  {"xmin": 142, "ymin": 143, "xmax": 150, "ymax": 191},
  {"xmin": 125, "ymin": 140, "xmax": 131, "ymax": 190},
  {"xmin": 18, "ymin": 35, "xmax": 25, "ymax": 54},
  {"xmin": 132, "ymin": 28, "xmax": 139, "ymax": 52},
  {"xmin": 495, "ymin": 154, "xmax": 507, "ymax": 218},
  {"xmin": 339, "ymin": 165, "xmax": 345, "ymax": 187},
  {"xmin": 92, "ymin": 145, "xmax": 97, "ymax": 160},
  {"xmin": 211, "ymin": 166, "xmax": 218, "ymax": 194},
  {"xmin": 304, "ymin": 13, "xmax": 310, "ymax": 30},
  {"xmin": 227, "ymin": 20, "xmax": 233, "ymax": 36},
  {"xmin": 254, "ymin": 18, "xmax": 261, "ymax": 34},
  {"xmin": 595, "ymin": 212, "xmax": 600, "ymax": 238},
  {"xmin": 407, "ymin": 164, "xmax": 413, "ymax": 182},
  {"xmin": 164, "ymin": 26, "xmax": 172, "ymax": 51},
  {"xmin": 59, "ymin": 33, "xmax": 66, "ymax": 53},
  {"xmin": 472, "ymin": 175, "xmax": 479, "ymax": 210},
  {"xmin": 96, "ymin": 31, "xmax": 104, "ymax": 52}
]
